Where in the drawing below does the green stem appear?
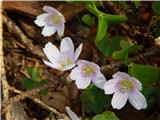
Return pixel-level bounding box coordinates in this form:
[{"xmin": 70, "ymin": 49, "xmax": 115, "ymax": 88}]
[{"xmin": 86, "ymin": 3, "xmax": 127, "ymax": 24}]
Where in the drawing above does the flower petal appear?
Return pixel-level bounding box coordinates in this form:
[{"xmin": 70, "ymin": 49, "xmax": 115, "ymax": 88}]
[
  {"xmin": 111, "ymin": 91, "xmax": 128, "ymax": 109},
  {"xmin": 129, "ymin": 91, "xmax": 147, "ymax": 110},
  {"xmin": 60, "ymin": 14, "xmax": 65, "ymax": 23},
  {"xmin": 92, "ymin": 72, "xmax": 107, "ymax": 89},
  {"xmin": 43, "ymin": 6, "xmax": 59, "ymax": 14},
  {"xmin": 34, "ymin": 13, "xmax": 49, "ymax": 27},
  {"xmin": 62, "ymin": 64, "xmax": 76, "ymax": 71},
  {"xmin": 70, "ymin": 67, "xmax": 81, "ymax": 80},
  {"xmin": 65, "ymin": 107, "xmax": 79, "ymax": 120},
  {"xmin": 77, "ymin": 60, "xmax": 90, "ymax": 68},
  {"xmin": 43, "ymin": 42, "xmax": 61, "ymax": 60},
  {"xmin": 75, "ymin": 76, "xmax": 91, "ymax": 89},
  {"xmin": 76, "ymin": 60, "xmax": 100, "ymax": 72},
  {"xmin": 104, "ymin": 79, "xmax": 118, "ymax": 94},
  {"xmin": 43, "ymin": 14, "xmax": 54, "ymax": 26},
  {"xmin": 43, "ymin": 59, "xmax": 60, "ymax": 70},
  {"xmin": 43, "ymin": 48, "xmax": 56, "ymax": 64},
  {"xmin": 57, "ymin": 23, "xmax": 65, "ymax": 36},
  {"xmin": 74, "ymin": 43, "xmax": 83, "ymax": 62},
  {"xmin": 113, "ymin": 71, "xmax": 131, "ymax": 80},
  {"xmin": 60, "ymin": 37, "xmax": 74, "ymax": 54},
  {"xmin": 131, "ymin": 77, "xmax": 142, "ymax": 90},
  {"xmin": 90, "ymin": 62, "xmax": 101, "ymax": 73},
  {"xmin": 42, "ymin": 26, "xmax": 56, "ymax": 37}
]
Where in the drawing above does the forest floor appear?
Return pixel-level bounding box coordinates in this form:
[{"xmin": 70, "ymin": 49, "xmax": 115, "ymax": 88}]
[{"xmin": 1, "ymin": 1, "xmax": 160, "ymax": 120}]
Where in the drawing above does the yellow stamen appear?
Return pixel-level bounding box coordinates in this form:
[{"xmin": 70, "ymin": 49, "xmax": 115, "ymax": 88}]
[
  {"xmin": 120, "ymin": 80, "xmax": 134, "ymax": 92},
  {"xmin": 82, "ymin": 64, "xmax": 94, "ymax": 77},
  {"xmin": 61, "ymin": 59, "xmax": 72, "ymax": 68},
  {"xmin": 52, "ymin": 15, "xmax": 61, "ymax": 24}
]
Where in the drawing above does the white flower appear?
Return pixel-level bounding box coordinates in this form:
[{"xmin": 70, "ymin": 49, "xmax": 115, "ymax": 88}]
[
  {"xmin": 43, "ymin": 37, "xmax": 83, "ymax": 71},
  {"xmin": 34, "ymin": 6, "xmax": 65, "ymax": 37},
  {"xmin": 103, "ymin": 71, "xmax": 147, "ymax": 110},
  {"xmin": 70, "ymin": 60, "xmax": 107, "ymax": 89},
  {"xmin": 65, "ymin": 107, "xmax": 79, "ymax": 120}
]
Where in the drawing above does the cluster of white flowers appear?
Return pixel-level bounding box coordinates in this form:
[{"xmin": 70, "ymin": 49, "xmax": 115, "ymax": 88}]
[{"xmin": 35, "ymin": 6, "xmax": 147, "ymax": 120}]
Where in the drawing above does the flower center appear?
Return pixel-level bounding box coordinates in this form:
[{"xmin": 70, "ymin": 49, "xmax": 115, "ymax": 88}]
[
  {"xmin": 52, "ymin": 15, "xmax": 61, "ymax": 24},
  {"xmin": 120, "ymin": 80, "xmax": 134, "ymax": 92},
  {"xmin": 82, "ymin": 64, "xmax": 94, "ymax": 77},
  {"xmin": 61, "ymin": 59, "xmax": 72, "ymax": 68}
]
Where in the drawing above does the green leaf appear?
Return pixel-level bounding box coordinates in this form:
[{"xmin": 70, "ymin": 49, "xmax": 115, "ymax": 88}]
[
  {"xmin": 152, "ymin": 1, "xmax": 160, "ymax": 14},
  {"xmin": 96, "ymin": 15, "xmax": 108, "ymax": 42},
  {"xmin": 104, "ymin": 14, "xmax": 127, "ymax": 25},
  {"xmin": 27, "ymin": 67, "xmax": 40, "ymax": 81},
  {"xmin": 86, "ymin": 117, "xmax": 91, "ymax": 120},
  {"xmin": 82, "ymin": 14, "xmax": 95, "ymax": 26},
  {"xmin": 120, "ymin": 40, "xmax": 131, "ymax": 49},
  {"xmin": 95, "ymin": 15, "xmax": 109, "ymax": 56},
  {"xmin": 142, "ymin": 87, "xmax": 156, "ymax": 109},
  {"xmin": 105, "ymin": 35, "xmax": 125, "ymax": 56},
  {"xmin": 86, "ymin": 3, "xmax": 127, "ymax": 56},
  {"xmin": 86, "ymin": 3, "xmax": 127, "ymax": 24},
  {"xmin": 92, "ymin": 111, "xmax": 119, "ymax": 120},
  {"xmin": 21, "ymin": 78, "xmax": 37, "ymax": 90},
  {"xmin": 39, "ymin": 89, "xmax": 48, "ymax": 96},
  {"xmin": 80, "ymin": 84, "xmax": 110, "ymax": 114},
  {"xmin": 128, "ymin": 63, "xmax": 160, "ymax": 86},
  {"xmin": 92, "ymin": 114, "xmax": 106, "ymax": 120},
  {"xmin": 103, "ymin": 111, "xmax": 119, "ymax": 120},
  {"xmin": 39, "ymin": 79, "xmax": 48, "ymax": 86},
  {"xmin": 112, "ymin": 44, "xmax": 140, "ymax": 64}
]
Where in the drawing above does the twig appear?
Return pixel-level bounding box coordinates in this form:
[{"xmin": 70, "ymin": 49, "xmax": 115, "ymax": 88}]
[
  {"xmin": 2, "ymin": 14, "xmax": 45, "ymax": 59},
  {"xmin": 147, "ymin": 16, "xmax": 160, "ymax": 33},
  {"xmin": 10, "ymin": 87, "xmax": 70, "ymax": 120},
  {"xmin": 131, "ymin": 47, "xmax": 160, "ymax": 62},
  {"xmin": 1, "ymin": 80, "xmax": 59, "ymax": 115},
  {"xmin": 0, "ymin": 2, "xmax": 13, "ymax": 119},
  {"xmin": 0, "ymin": 1, "xmax": 11, "ymax": 120}
]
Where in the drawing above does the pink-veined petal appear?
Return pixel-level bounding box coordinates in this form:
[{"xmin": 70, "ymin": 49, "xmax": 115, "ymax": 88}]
[
  {"xmin": 34, "ymin": 13, "xmax": 49, "ymax": 27},
  {"xmin": 131, "ymin": 77, "xmax": 142, "ymax": 90},
  {"xmin": 104, "ymin": 79, "xmax": 118, "ymax": 94},
  {"xmin": 70, "ymin": 67, "xmax": 81, "ymax": 80},
  {"xmin": 113, "ymin": 71, "xmax": 131, "ymax": 80},
  {"xmin": 65, "ymin": 107, "xmax": 79, "ymax": 120},
  {"xmin": 60, "ymin": 37, "xmax": 74, "ymax": 55},
  {"xmin": 90, "ymin": 62, "xmax": 101, "ymax": 73},
  {"xmin": 57, "ymin": 23, "xmax": 65, "ymax": 36},
  {"xmin": 43, "ymin": 59, "xmax": 60, "ymax": 70},
  {"xmin": 43, "ymin": 48, "xmax": 54, "ymax": 63},
  {"xmin": 75, "ymin": 76, "xmax": 91, "ymax": 89},
  {"xmin": 74, "ymin": 43, "xmax": 83, "ymax": 62},
  {"xmin": 43, "ymin": 42, "xmax": 61, "ymax": 60},
  {"xmin": 43, "ymin": 6, "xmax": 59, "ymax": 14},
  {"xmin": 111, "ymin": 91, "xmax": 128, "ymax": 109},
  {"xmin": 43, "ymin": 14, "xmax": 54, "ymax": 26},
  {"xmin": 129, "ymin": 91, "xmax": 147, "ymax": 110},
  {"xmin": 42, "ymin": 26, "xmax": 56, "ymax": 37},
  {"xmin": 77, "ymin": 60, "xmax": 90, "ymax": 68},
  {"xmin": 92, "ymin": 72, "xmax": 107, "ymax": 89}
]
